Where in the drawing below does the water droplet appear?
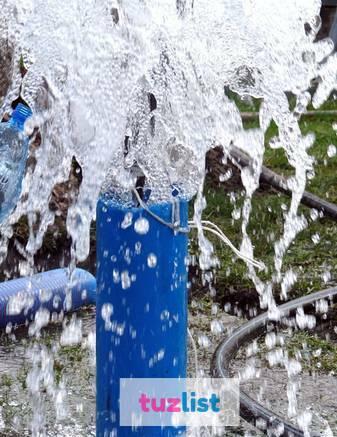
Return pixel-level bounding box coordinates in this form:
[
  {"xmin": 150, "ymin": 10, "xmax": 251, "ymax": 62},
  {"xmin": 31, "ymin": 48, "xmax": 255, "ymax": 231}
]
[
  {"xmin": 310, "ymin": 208, "xmax": 319, "ymax": 221},
  {"xmin": 121, "ymin": 212, "xmax": 133, "ymax": 229},
  {"xmin": 121, "ymin": 270, "xmax": 131, "ymax": 289},
  {"xmin": 116, "ymin": 323, "xmax": 125, "ymax": 336},
  {"xmin": 102, "ymin": 303, "xmax": 113, "ymax": 319},
  {"xmin": 210, "ymin": 320, "xmax": 223, "ymax": 334},
  {"xmin": 101, "ymin": 303, "xmax": 113, "ymax": 330},
  {"xmin": 232, "ymin": 208, "xmax": 241, "ymax": 220},
  {"xmin": 327, "ymin": 144, "xmax": 337, "ymax": 158},
  {"xmin": 157, "ymin": 349, "xmax": 165, "ymax": 361},
  {"xmin": 134, "ymin": 217, "xmax": 149, "ymax": 235},
  {"xmin": 113, "ymin": 269, "xmax": 120, "ymax": 283},
  {"xmin": 311, "ymin": 233, "xmax": 320, "ymax": 245},
  {"xmin": 211, "ymin": 304, "xmax": 218, "ymax": 315},
  {"xmin": 60, "ymin": 317, "xmax": 82, "ymax": 346},
  {"xmin": 322, "ymin": 270, "xmax": 331, "ymax": 284},
  {"xmin": 219, "ymin": 169, "xmax": 232, "ymax": 182},
  {"xmin": 124, "ymin": 248, "xmax": 131, "ymax": 264},
  {"xmin": 147, "ymin": 253, "xmax": 157, "ymax": 268},
  {"xmin": 160, "ymin": 310, "xmax": 170, "ymax": 320},
  {"xmin": 313, "ymin": 348, "xmax": 322, "ymax": 358},
  {"xmin": 197, "ymin": 334, "xmax": 210, "ymax": 349},
  {"xmin": 135, "ymin": 242, "xmax": 142, "ymax": 254}
]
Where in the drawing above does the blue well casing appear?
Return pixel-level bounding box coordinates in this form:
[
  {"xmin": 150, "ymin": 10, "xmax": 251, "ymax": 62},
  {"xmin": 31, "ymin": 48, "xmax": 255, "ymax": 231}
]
[{"xmin": 96, "ymin": 195, "xmax": 188, "ymax": 436}]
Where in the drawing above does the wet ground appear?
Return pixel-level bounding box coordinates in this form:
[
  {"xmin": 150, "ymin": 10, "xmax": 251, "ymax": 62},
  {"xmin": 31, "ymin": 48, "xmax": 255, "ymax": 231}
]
[
  {"xmin": 233, "ymin": 364, "xmax": 337, "ymax": 435},
  {"xmin": 190, "ymin": 301, "xmax": 337, "ymax": 436},
  {"xmin": 0, "ymin": 301, "xmax": 253, "ymax": 437},
  {"xmin": 229, "ymin": 327, "xmax": 337, "ymax": 436},
  {"xmin": 0, "ymin": 302, "xmax": 336, "ymax": 436},
  {"xmin": 0, "ymin": 309, "xmax": 96, "ymax": 437}
]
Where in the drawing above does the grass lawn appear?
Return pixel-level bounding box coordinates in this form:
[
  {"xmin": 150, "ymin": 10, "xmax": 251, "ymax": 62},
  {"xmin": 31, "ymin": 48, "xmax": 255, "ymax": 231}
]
[{"xmin": 198, "ymin": 93, "xmax": 337, "ymax": 305}]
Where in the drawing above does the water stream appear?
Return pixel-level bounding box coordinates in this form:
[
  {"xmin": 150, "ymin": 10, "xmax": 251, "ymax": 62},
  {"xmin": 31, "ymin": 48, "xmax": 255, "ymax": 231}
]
[{"xmin": 0, "ymin": 0, "xmax": 337, "ymax": 435}]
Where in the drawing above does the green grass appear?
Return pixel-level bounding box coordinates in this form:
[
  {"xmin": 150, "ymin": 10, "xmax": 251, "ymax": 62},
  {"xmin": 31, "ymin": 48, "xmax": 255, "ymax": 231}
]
[
  {"xmin": 287, "ymin": 331, "xmax": 337, "ymax": 374},
  {"xmin": 226, "ymin": 88, "xmax": 337, "ymax": 114},
  {"xmin": 197, "ymin": 98, "xmax": 337, "ymax": 302},
  {"xmin": 252, "ymin": 330, "xmax": 337, "ymax": 374},
  {"xmin": 201, "ymin": 187, "xmax": 337, "ymax": 300}
]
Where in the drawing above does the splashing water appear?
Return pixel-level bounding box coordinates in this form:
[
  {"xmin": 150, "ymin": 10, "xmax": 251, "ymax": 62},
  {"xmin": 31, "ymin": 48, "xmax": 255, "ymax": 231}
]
[
  {"xmin": 0, "ymin": 0, "xmax": 337, "ymax": 435},
  {"xmin": 0, "ymin": 0, "xmax": 334, "ymax": 269}
]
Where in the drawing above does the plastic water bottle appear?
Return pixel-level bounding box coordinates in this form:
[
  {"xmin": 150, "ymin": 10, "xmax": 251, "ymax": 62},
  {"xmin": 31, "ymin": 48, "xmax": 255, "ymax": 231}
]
[{"xmin": 0, "ymin": 103, "xmax": 32, "ymax": 223}]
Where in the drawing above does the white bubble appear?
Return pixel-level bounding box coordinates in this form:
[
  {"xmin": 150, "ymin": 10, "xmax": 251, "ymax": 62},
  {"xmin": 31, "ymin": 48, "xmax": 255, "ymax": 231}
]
[
  {"xmin": 101, "ymin": 303, "xmax": 113, "ymax": 319},
  {"xmin": 135, "ymin": 242, "xmax": 142, "ymax": 254},
  {"xmin": 160, "ymin": 310, "xmax": 170, "ymax": 320},
  {"xmin": 147, "ymin": 253, "xmax": 157, "ymax": 268},
  {"xmin": 101, "ymin": 303, "xmax": 113, "ymax": 330},
  {"xmin": 113, "ymin": 269, "xmax": 120, "ymax": 283},
  {"xmin": 157, "ymin": 349, "xmax": 165, "ymax": 361},
  {"xmin": 121, "ymin": 212, "xmax": 133, "ymax": 229},
  {"xmin": 121, "ymin": 270, "xmax": 131, "ymax": 290},
  {"xmin": 134, "ymin": 217, "xmax": 149, "ymax": 235}
]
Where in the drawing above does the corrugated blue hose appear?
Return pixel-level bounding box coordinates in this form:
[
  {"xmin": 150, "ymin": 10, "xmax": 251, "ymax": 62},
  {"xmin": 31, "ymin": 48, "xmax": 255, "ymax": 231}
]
[{"xmin": 0, "ymin": 268, "xmax": 96, "ymax": 328}]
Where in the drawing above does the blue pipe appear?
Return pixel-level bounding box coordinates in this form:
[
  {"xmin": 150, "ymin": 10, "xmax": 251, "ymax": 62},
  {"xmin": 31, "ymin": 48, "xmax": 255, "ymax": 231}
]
[
  {"xmin": 0, "ymin": 268, "xmax": 96, "ymax": 328},
  {"xmin": 96, "ymin": 196, "xmax": 188, "ymax": 436}
]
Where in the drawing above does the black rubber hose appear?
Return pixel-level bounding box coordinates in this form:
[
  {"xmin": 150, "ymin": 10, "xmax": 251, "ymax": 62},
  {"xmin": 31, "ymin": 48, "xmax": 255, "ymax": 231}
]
[
  {"xmin": 230, "ymin": 147, "xmax": 337, "ymax": 221},
  {"xmin": 211, "ymin": 286, "xmax": 337, "ymax": 437}
]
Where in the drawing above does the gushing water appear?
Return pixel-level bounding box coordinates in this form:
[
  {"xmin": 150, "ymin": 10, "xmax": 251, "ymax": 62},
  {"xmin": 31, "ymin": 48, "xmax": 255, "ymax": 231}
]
[
  {"xmin": 0, "ymin": 0, "xmax": 334, "ymax": 269},
  {"xmin": 0, "ymin": 0, "xmax": 337, "ymax": 435}
]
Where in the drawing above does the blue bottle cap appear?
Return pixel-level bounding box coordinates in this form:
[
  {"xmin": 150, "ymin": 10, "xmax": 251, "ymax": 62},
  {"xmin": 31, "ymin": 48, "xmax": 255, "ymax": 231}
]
[{"xmin": 10, "ymin": 103, "xmax": 33, "ymax": 131}]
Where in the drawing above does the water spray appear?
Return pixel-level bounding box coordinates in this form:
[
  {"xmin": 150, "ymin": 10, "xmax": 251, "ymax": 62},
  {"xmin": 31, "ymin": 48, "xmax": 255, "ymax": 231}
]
[{"xmin": 0, "ymin": 0, "xmax": 336, "ymax": 435}]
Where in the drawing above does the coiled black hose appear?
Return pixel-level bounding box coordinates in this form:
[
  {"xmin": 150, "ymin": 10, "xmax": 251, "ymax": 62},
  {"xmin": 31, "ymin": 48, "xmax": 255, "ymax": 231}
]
[{"xmin": 211, "ymin": 286, "xmax": 337, "ymax": 437}]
